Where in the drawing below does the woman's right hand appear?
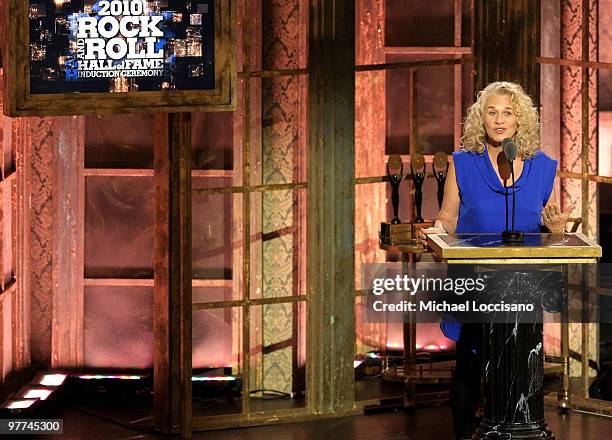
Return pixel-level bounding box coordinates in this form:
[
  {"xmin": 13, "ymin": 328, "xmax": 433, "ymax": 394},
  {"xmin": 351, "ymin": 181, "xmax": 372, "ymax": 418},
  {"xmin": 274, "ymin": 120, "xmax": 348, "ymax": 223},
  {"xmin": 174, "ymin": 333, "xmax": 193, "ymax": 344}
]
[{"xmin": 418, "ymin": 227, "xmax": 446, "ymax": 249}]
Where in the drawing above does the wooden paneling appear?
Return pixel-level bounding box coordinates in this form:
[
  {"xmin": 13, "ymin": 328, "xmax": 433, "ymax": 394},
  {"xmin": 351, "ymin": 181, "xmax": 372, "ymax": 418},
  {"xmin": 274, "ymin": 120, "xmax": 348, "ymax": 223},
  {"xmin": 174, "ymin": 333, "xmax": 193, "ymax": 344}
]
[
  {"xmin": 153, "ymin": 113, "xmax": 192, "ymax": 435},
  {"xmin": 474, "ymin": 0, "xmax": 541, "ymax": 105},
  {"xmin": 51, "ymin": 116, "xmax": 85, "ymax": 368},
  {"xmin": 153, "ymin": 114, "xmax": 174, "ymax": 433},
  {"xmin": 13, "ymin": 116, "xmax": 31, "ymax": 370},
  {"xmin": 307, "ymin": 0, "xmax": 355, "ymax": 414},
  {"xmin": 172, "ymin": 112, "xmax": 193, "ymax": 439}
]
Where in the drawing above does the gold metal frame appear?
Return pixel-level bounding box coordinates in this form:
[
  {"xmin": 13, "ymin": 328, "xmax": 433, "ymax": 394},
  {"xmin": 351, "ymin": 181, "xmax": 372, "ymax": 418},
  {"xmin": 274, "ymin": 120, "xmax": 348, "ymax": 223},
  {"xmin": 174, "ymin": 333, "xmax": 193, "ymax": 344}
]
[{"xmin": 427, "ymin": 232, "xmax": 602, "ymax": 260}]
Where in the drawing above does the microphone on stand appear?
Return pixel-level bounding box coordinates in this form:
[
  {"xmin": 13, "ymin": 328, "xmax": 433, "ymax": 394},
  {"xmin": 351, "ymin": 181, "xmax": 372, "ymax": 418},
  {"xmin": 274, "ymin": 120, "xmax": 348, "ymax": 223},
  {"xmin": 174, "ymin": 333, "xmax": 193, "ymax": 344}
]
[
  {"xmin": 501, "ymin": 138, "xmax": 524, "ymax": 244},
  {"xmin": 504, "ymin": 186, "xmax": 509, "ymax": 231}
]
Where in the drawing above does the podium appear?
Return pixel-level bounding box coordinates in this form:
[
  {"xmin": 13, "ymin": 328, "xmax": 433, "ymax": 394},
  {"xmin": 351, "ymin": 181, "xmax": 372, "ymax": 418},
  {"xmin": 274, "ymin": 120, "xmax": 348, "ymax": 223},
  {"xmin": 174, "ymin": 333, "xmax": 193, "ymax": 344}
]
[{"xmin": 427, "ymin": 232, "xmax": 601, "ymax": 440}]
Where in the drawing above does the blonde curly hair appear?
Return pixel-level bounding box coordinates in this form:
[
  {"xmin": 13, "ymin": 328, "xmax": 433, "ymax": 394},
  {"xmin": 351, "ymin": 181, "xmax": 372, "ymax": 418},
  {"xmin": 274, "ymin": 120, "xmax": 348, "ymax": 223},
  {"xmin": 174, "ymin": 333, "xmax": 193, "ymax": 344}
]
[{"xmin": 460, "ymin": 81, "xmax": 541, "ymax": 159}]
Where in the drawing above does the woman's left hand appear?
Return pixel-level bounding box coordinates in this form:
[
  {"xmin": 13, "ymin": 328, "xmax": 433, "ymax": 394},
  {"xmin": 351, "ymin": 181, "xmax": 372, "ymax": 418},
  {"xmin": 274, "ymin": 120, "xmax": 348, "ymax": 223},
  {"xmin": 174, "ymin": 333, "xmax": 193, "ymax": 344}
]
[{"xmin": 542, "ymin": 203, "xmax": 571, "ymax": 233}]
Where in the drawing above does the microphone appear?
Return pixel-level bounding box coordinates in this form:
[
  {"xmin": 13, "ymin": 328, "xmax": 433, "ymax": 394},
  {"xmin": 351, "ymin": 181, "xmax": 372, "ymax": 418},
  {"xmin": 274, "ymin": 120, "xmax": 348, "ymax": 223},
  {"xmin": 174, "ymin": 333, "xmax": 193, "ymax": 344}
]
[
  {"xmin": 502, "ymin": 138, "xmax": 518, "ymax": 162},
  {"xmin": 501, "ymin": 138, "xmax": 524, "ymax": 244}
]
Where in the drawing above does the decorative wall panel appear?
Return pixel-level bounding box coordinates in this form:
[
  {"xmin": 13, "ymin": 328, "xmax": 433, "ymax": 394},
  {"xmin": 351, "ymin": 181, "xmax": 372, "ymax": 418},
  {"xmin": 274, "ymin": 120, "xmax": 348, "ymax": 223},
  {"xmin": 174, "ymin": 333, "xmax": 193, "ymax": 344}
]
[
  {"xmin": 355, "ymin": 0, "xmax": 388, "ymax": 355},
  {"xmin": 21, "ymin": 115, "xmax": 85, "ymax": 368},
  {"xmin": 260, "ymin": 0, "xmax": 307, "ymax": 395},
  {"xmin": 29, "ymin": 118, "xmax": 54, "ymax": 367},
  {"xmin": 561, "ymin": 0, "xmax": 598, "ymax": 378}
]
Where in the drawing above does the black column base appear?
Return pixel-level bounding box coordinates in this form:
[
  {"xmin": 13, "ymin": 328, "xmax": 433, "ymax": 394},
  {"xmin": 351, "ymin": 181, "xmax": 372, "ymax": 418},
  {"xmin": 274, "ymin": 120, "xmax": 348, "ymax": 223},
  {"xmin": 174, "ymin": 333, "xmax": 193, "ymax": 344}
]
[{"xmin": 472, "ymin": 419, "xmax": 554, "ymax": 439}]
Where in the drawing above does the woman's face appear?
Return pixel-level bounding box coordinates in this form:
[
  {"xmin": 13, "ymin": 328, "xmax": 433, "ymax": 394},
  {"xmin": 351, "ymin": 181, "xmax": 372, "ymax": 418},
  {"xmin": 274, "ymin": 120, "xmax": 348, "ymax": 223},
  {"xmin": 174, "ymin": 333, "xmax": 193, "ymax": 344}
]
[{"xmin": 483, "ymin": 94, "xmax": 518, "ymax": 146}]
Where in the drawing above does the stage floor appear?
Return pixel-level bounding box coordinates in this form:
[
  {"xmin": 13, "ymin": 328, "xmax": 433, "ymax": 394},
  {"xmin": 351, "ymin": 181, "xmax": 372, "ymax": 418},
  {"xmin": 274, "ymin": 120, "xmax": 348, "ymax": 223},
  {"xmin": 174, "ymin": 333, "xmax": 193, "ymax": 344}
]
[{"xmin": 47, "ymin": 404, "xmax": 609, "ymax": 439}]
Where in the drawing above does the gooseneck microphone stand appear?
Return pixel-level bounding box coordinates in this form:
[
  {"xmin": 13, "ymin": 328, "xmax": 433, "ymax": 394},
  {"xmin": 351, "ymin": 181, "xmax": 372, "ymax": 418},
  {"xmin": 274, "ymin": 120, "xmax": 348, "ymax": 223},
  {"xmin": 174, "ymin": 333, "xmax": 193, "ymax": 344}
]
[
  {"xmin": 501, "ymin": 139, "xmax": 525, "ymax": 244},
  {"xmin": 504, "ymin": 186, "xmax": 509, "ymax": 231}
]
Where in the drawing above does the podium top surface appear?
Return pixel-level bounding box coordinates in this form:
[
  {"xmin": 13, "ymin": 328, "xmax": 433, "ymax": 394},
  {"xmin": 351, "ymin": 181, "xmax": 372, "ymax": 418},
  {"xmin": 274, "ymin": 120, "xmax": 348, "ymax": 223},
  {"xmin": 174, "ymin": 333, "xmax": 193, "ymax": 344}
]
[{"xmin": 427, "ymin": 232, "xmax": 601, "ymax": 263}]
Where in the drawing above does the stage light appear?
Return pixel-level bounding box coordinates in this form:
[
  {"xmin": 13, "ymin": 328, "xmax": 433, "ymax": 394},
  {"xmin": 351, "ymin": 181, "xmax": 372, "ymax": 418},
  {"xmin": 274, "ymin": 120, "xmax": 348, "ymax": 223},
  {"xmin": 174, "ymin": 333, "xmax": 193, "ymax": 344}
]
[
  {"xmin": 36, "ymin": 373, "xmax": 68, "ymax": 387},
  {"xmin": 424, "ymin": 344, "xmax": 441, "ymax": 351},
  {"xmin": 2, "ymin": 399, "xmax": 38, "ymax": 410},
  {"xmin": 191, "ymin": 375, "xmax": 236, "ymax": 382},
  {"xmin": 19, "ymin": 387, "xmax": 54, "ymax": 401},
  {"xmin": 76, "ymin": 374, "xmax": 143, "ymax": 380}
]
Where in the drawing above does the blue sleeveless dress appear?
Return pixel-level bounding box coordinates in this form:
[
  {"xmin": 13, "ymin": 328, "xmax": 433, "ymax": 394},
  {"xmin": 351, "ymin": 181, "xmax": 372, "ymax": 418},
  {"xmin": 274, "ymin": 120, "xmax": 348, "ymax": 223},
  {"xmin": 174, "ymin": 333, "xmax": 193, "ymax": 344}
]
[{"xmin": 440, "ymin": 146, "xmax": 558, "ymax": 341}]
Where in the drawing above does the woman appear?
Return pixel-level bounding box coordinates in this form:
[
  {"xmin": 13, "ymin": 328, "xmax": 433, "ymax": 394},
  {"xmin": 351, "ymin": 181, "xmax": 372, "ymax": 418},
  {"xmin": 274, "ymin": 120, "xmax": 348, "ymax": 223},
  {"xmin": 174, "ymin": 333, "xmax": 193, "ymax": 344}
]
[{"xmin": 419, "ymin": 81, "xmax": 570, "ymax": 439}]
